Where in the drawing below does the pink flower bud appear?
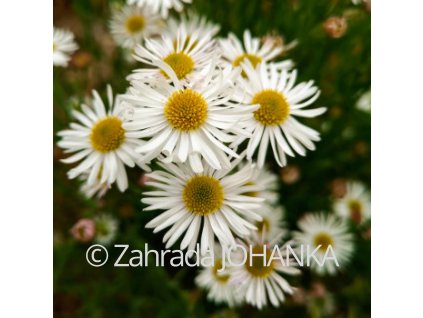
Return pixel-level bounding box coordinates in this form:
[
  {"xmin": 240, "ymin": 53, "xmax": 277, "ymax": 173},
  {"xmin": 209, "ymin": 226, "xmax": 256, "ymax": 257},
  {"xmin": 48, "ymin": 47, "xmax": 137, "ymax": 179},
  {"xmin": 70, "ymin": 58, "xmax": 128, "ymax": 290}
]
[
  {"xmin": 138, "ymin": 173, "xmax": 151, "ymax": 187},
  {"xmin": 323, "ymin": 17, "xmax": 348, "ymax": 38},
  {"xmin": 280, "ymin": 165, "xmax": 300, "ymax": 184},
  {"xmin": 70, "ymin": 218, "xmax": 96, "ymax": 242}
]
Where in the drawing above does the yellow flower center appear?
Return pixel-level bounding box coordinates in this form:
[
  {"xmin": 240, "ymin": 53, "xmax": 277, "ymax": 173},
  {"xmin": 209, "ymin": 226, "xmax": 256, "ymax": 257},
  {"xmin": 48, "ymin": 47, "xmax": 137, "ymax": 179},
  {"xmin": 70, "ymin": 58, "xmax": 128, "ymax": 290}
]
[
  {"xmin": 233, "ymin": 53, "xmax": 262, "ymax": 68},
  {"xmin": 256, "ymin": 217, "xmax": 270, "ymax": 234},
  {"xmin": 313, "ymin": 232, "xmax": 334, "ymax": 250},
  {"xmin": 348, "ymin": 199, "xmax": 363, "ymax": 223},
  {"xmin": 125, "ymin": 14, "xmax": 145, "ymax": 34},
  {"xmin": 90, "ymin": 116, "xmax": 125, "ymax": 153},
  {"xmin": 96, "ymin": 220, "xmax": 110, "ymax": 236},
  {"xmin": 252, "ymin": 89, "xmax": 290, "ymax": 126},
  {"xmin": 245, "ymin": 245, "xmax": 274, "ymax": 278},
  {"xmin": 161, "ymin": 52, "xmax": 195, "ymax": 80},
  {"xmin": 164, "ymin": 89, "xmax": 208, "ymax": 131},
  {"xmin": 53, "ymin": 42, "xmax": 57, "ymax": 52},
  {"xmin": 182, "ymin": 175, "xmax": 224, "ymax": 216},
  {"xmin": 212, "ymin": 258, "xmax": 230, "ymax": 283},
  {"xmin": 233, "ymin": 53, "xmax": 262, "ymax": 77}
]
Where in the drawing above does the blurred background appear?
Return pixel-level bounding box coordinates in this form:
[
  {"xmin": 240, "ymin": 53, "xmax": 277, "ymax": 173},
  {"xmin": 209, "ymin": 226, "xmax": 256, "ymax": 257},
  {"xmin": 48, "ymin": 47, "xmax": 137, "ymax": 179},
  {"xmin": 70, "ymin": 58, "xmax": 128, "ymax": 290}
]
[{"xmin": 53, "ymin": 0, "xmax": 371, "ymax": 317}]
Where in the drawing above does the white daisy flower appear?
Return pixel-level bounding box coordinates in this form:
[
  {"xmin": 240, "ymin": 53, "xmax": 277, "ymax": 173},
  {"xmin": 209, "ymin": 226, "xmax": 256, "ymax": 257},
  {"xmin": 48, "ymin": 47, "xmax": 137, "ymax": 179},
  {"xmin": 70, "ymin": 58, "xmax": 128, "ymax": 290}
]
[
  {"xmin": 57, "ymin": 85, "xmax": 149, "ymax": 193},
  {"xmin": 94, "ymin": 214, "xmax": 119, "ymax": 245},
  {"xmin": 53, "ymin": 27, "xmax": 78, "ymax": 67},
  {"xmin": 166, "ymin": 12, "xmax": 220, "ymax": 44},
  {"xmin": 333, "ymin": 181, "xmax": 371, "ymax": 224},
  {"xmin": 127, "ymin": 0, "xmax": 192, "ymax": 19},
  {"xmin": 195, "ymin": 244, "xmax": 243, "ymax": 307},
  {"xmin": 219, "ymin": 29, "xmax": 293, "ymax": 72},
  {"xmin": 241, "ymin": 164, "xmax": 279, "ymax": 205},
  {"xmin": 232, "ymin": 62, "xmax": 327, "ymax": 168},
  {"xmin": 141, "ymin": 157, "xmax": 264, "ymax": 253},
  {"xmin": 230, "ymin": 238, "xmax": 301, "ymax": 309},
  {"xmin": 129, "ymin": 26, "xmax": 216, "ymax": 84},
  {"xmin": 122, "ymin": 62, "xmax": 255, "ymax": 173},
  {"xmin": 293, "ymin": 213, "xmax": 354, "ymax": 275},
  {"xmin": 356, "ymin": 89, "xmax": 371, "ymax": 113},
  {"xmin": 239, "ymin": 165, "xmax": 286, "ymax": 241},
  {"xmin": 255, "ymin": 205, "xmax": 287, "ymax": 242},
  {"xmin": 109, "ymin": 4, "xmax": 164, "ymax": 49}
]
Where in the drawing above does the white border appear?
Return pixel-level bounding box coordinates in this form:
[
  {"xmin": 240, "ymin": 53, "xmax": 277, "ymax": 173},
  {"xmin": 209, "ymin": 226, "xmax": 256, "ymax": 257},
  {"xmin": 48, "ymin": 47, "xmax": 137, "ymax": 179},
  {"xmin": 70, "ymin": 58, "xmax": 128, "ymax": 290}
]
[
  {"xmin": 0, "ymin": 0, "xmax": 52, "ymax": 316},
  {"xmin": 1, "ymin": 0, "xmax": 423, "ymax": 316},
  {"xmin": 372, "ymin": 0, "xmax": 423, "ymax": 316}
]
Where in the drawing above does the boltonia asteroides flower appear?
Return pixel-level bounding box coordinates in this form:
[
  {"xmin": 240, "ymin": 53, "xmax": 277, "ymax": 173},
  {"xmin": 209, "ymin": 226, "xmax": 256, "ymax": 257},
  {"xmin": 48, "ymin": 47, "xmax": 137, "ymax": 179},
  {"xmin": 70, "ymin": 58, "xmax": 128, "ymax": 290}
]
[
  {"xmin": 94, "ymin": 214, "xmax": 119, "ymax": 245},
  {"xmin": 195, "ymin": 244, "xmax": 243, "ymax": 307},
  {"xmin": 230, "ymin": 237, "xmax": 300, "ymax": 309},
  {"xmin": 333, "ymin": 181, "xmax": 371, "ymax": 224},
  {"xmin": 127, "ymin": 0, "xmax": 192, "ymax": 19},
  {"xmin": 122, "ymin": 61, "xmax": 255, "ymax": 173},
  {"xmin": 241, "ymin": 164, "xmax": 279, "ymax": 205},
  {"xmin": 255, "ymin": 205, "xmax": 287, "ymax": 242},
  {"xmin": 141, "ymin": 157, "xmax": 264, "ymax": 253},
  {"xmin": 356, "ymin": 89, "xmax": 371, "ymax": 113},
  {"xmin": 57, "ymin": 85, "xmax": 149, "ymax": 192},
  {"xmin": 109, "ymin": 4, "xmax": 164, "ymax": 49},
  {"xmin": 219, "ymin": 30, "xmax": 293, "ymax": 72},
  {"xmin": 129, "ymin": 25, "xmax": 216, "ymax": 84},
  {"xmin": 53, "ymin": 27, "xmax": 78, "ymax": 67},
  {"xmin": 293, "ymin": 213, "xmax": 354, "ymax": 275},
  {"xmin": 232, "ymin": 62, "xmax": 327, "ymax": 168}
]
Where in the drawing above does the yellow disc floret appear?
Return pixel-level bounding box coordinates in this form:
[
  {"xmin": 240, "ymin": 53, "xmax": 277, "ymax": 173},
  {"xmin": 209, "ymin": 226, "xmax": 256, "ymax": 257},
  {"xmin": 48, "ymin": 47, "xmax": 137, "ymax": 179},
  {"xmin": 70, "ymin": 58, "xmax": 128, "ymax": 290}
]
[
  {"xmin": 164, "ymin": 89, "xmax": 208, "ymax": 131},
  {"xmin": 348, "ymin": 199, "xmax": 363, "ymax": 223},
  {"xmin": 256, "ymin": 218, "xmax": 270, "ymax": 234},
  {"xmin": 125, "ymin": 15, "xmax": 145, "ymax": 34},
  {"xmin": 161, "ymin": 52, "xmax": 195, "ymax": 80},
  {"xmin": 251, "ymin": 89, "xmax": 290, "ymax": 126},
  {"xmin": 245, "ymin": 245, "xmax": 274, "ymax": 278},
  {"xmin": 233, "ymin": 53, "xmax": 263, "ymax": 77},
  {"xmin": 90, "ymin": 116, "xmax": 125, "ymax": 153},
  {"xmin": 212, "ymin": 258, "xmax": 230, "ymax": 283},
  {"xmin": 183, "ymin": 175, "xmax": 224, "ymax": 216},
  {"xmin": 313, "ymin": 232, "xmax": 334, "ymax": 250},
  {"xmin": 232, "ymin": 53, "xmax": 262, "ymax": 68}
]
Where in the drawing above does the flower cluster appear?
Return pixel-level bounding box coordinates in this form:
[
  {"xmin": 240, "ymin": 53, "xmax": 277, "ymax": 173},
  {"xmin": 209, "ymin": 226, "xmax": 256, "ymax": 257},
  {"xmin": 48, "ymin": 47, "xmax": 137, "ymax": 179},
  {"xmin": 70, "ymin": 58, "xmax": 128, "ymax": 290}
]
[{"xmin": 55, "ymin": 0, "xmax": 370, "ymax": 310}]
